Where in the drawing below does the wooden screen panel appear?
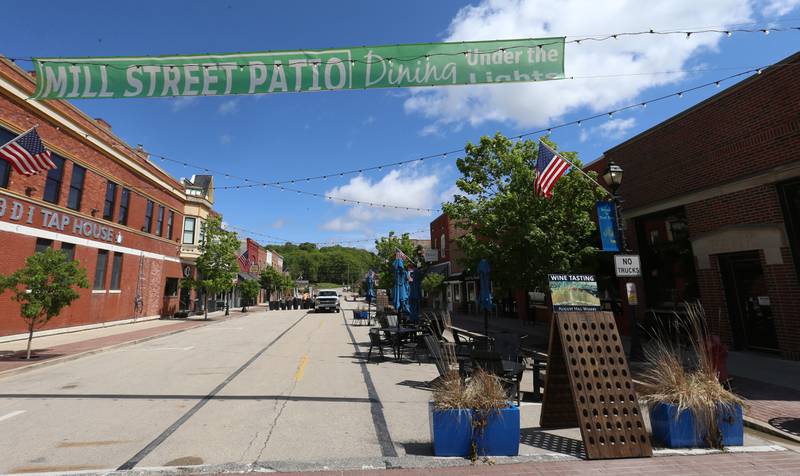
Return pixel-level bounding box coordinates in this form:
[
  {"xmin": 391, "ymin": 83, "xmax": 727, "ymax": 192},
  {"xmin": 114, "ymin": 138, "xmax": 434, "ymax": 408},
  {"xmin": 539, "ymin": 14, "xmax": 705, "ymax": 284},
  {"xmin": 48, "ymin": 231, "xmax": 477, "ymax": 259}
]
[{"xmin": 540, "ymin": 311, "xmax": 652, "ymax": 459}]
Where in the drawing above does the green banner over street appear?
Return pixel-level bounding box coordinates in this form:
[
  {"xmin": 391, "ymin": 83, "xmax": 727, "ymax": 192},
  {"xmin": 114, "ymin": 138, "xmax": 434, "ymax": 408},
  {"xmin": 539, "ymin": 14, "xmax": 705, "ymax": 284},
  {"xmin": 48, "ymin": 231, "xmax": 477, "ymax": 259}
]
[{"xmin": 32, "ymin": 38, "xmax": 565, "ymax": 99}]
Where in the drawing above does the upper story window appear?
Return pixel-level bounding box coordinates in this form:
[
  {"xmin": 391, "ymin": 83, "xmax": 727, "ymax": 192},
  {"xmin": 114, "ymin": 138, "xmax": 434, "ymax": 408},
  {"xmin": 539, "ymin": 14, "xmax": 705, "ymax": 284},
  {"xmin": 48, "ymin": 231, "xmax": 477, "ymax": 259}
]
[
  {"xmin": 43, "ymin": 154, "xmax": 65, "ymax": 204},
  {"xmin": 144, "ymin": 199, "xmax": 154, "ymax": 233},
  {"xmin": 0, "ymin": 127, "xmax": 14, "ymax": 188},
  {"xmin": 103, "ymin": 181, "xmax": 117, "ymax": 220},
  {"xmin": 439, "ymin": 233, "xmax": 446, "ymax": 258},
  {"xmin": 118, "ymin": 188, "xmax": 130, "ymax": 225},
  {"xmin": 155, "ymin": 205, "xmax": 165, "ymax": 236},
  {"xmin": 66, "ymin": 164, "xmax": 86, "ymax": 211},
  {"xmin": 183, "ymin": 216, "xmax": 196, "ymax": 244},
  {"xmin": 166, "ymin": 210, "xmax": 175, "ymax": 240}
]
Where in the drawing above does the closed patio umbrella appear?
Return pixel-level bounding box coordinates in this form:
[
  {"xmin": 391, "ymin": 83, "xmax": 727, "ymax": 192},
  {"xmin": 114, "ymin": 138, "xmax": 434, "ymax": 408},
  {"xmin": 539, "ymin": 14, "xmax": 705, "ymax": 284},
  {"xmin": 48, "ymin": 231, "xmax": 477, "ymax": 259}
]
[
  {"xmin": 366, "ymin": 270, "xmax": 376, "ymax": 318},
  {"xmin": 393, "ymin": 257, "xmax": 410, "ymax": 330},
  {"xmin": 478, "ymin": 258, "xmax": 494, "ymax": 343}
]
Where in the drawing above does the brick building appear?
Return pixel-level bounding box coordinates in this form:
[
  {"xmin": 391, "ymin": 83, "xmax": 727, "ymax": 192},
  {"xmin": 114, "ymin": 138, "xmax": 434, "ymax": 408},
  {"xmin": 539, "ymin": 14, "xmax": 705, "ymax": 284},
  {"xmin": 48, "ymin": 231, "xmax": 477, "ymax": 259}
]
[
  {"xmin": 597, "ymin": 51, "xmax": 800, "ymax": 359},
  {"xmin": 179, "ymin": 174, "xmax": 218, "ymax": 312},
  {"xmin": 0, "ymin": 57, "xmax": 187, "ymax": 338}
]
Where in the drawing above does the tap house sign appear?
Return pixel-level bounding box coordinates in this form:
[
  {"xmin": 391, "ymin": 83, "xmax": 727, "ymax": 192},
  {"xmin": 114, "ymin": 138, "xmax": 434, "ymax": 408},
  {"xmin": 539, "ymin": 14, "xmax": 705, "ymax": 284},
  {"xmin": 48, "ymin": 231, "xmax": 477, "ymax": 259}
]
[{"xmin": 0, "ymin": 196, "xmax": 121, "ymax": 243}]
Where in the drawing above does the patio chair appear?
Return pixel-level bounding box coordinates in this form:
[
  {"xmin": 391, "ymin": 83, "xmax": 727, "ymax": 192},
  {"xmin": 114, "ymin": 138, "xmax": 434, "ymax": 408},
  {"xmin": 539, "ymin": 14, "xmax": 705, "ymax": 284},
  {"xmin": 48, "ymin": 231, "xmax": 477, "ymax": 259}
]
[
  {"xmin": 492, "ymin": 332, "xmax": 522, "ymax": 362},
  {"xmin": 470, "ymin": 349, "xmax": 523, "ymax": 405},
  {"xmin": 366, "ymin": 328, "xmax": 391, "ymax": 364}
]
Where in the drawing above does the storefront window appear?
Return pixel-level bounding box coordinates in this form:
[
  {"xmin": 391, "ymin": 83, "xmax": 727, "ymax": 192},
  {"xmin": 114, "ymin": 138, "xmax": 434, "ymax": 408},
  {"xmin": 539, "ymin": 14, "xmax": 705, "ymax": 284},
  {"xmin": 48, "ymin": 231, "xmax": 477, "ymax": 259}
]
[{"xmin": 635, "ymin": 207, "xmax": 699, "ymax": 309}]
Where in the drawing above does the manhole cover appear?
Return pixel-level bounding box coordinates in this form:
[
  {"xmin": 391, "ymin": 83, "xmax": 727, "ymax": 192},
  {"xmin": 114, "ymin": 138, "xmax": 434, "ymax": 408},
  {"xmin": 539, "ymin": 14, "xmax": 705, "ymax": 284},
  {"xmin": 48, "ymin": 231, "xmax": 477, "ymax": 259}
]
[{"xmin": 769, "ymin": 417, "xmax": 800, "ymax": 437}]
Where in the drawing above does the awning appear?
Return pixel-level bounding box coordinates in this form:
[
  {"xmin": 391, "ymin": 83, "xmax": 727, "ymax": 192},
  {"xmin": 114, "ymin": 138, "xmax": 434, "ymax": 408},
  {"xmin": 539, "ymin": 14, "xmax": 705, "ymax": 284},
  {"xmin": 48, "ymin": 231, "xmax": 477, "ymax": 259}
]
[
  {"xmin": 238, "ymin": 272, "xmax": 259, "ymax": 281},
  {"xmin": 444, "ymin": 271, "xmax": 465, "ymax": 284},
  {"xmin": 426, "ymin": 261, "xmax": 450, "ymax": 277}
]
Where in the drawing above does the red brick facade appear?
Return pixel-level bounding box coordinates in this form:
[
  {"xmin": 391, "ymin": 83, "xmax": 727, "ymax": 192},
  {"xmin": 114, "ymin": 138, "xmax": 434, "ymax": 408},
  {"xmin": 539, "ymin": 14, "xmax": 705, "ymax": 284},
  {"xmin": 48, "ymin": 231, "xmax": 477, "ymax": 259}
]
[
  {"xmin": 602, "ymin": 52, "xmax": 800, "ymax": 359},
  {"xmin": 0, "ymin": 58, "xmax": 186, "ymax": 337}
]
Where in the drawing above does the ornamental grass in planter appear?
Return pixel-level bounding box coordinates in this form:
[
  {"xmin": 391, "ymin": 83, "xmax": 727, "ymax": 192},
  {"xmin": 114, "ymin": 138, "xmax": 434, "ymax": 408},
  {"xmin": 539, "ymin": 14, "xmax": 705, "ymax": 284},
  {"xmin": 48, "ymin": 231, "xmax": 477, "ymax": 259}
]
[
  {"xmin": 429, "ymin": 341, "xmax": 520, "ymax": 459},
  {"xmin": 640, "ymin": 303, "xmax": 745, "ymax": 449}
]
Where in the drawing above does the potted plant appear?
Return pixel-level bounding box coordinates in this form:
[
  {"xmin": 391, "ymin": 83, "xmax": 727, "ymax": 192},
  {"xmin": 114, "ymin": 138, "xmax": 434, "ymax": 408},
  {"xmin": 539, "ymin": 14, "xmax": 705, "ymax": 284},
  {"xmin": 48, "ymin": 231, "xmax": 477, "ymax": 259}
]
[
  {"xmin": 429, "ymin": 340, "xmax": 519, "ymax": 459},
  {"xmin": 640, "ymin": 303, "xmax": 745, "ymax": 448}
]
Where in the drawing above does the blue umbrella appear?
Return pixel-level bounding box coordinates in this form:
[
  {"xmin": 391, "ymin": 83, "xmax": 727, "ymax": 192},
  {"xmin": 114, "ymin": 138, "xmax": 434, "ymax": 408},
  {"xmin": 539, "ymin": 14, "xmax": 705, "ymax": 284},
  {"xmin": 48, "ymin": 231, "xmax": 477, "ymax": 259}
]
[
  {"xmin": 366, "ymin": 271, "xmax": 376, "ymax": 304},
  {"xmin": 393, "ymin": 258, "xmax": 410, "ymax": 328},
  {"xmin": 408, "ymin": 267, "xmax": 422, "ymax": 323},
  {"xmin": 478, "ymin": 258, "xmax": 493, "ymax": 340}
]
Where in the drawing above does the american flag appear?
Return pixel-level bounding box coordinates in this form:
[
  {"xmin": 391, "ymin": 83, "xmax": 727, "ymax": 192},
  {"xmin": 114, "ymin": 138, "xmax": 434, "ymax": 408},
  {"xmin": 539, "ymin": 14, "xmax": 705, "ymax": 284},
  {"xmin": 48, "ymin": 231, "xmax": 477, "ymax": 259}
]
[
  {"xmin": 395, "ymin": 248, "xmax": 414, "ymax": 266},
  {"xmin": 534, "ymin": 140, "xmax": 571, "ymax": 198},
  {"xmin": 0, "ymin": 128, "xmax": 56, "ymax": 175},
  {"xmin": 238, "ymin": 250, "xmax": 249, "ymax": 271}
]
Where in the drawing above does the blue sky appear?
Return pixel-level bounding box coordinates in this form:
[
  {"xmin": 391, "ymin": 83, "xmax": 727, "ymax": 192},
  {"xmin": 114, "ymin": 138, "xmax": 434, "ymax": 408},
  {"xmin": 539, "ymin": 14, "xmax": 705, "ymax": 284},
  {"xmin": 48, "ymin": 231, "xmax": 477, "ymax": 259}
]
[{"xmin": 2, "ymin": 0, "xmax": 799, "ymax": 248}]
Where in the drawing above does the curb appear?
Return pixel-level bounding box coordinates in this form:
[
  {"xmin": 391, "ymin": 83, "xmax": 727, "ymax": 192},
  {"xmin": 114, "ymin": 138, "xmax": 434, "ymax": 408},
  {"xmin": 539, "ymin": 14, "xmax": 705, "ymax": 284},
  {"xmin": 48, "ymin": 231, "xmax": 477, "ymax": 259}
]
[{"xmin": 0, "ymin": 317, "xmax": 232, "ymax": 380}]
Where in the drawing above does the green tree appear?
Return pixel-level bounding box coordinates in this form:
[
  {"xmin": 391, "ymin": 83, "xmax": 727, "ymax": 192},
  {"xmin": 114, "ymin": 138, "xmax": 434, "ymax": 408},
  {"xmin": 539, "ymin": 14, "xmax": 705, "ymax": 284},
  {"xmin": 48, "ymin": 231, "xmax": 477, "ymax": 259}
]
[
  {"xmin": 443, "ymin": 133, "xmax": 606, "ymax": 295},
  {"xmin": 0, "ymin": 248, "xmax": 89, "ymax": 359},
  {"xmin": 259, "ymin": 266, "xmax": 282, "ymax": 304},
  {"xmin": 238, "ymin": 279, "xmax": 261, "ymax": 312},
  {"xmin": 421, "ymin": 273, "xmax": 445, "ymax": 308},
  {"xmin": 195, "ymin": 216, "xmax": 240, "ymax": 319},
  {"xmin": 374, "ymin": 231, "xmax": 419, "ymax": 292}
]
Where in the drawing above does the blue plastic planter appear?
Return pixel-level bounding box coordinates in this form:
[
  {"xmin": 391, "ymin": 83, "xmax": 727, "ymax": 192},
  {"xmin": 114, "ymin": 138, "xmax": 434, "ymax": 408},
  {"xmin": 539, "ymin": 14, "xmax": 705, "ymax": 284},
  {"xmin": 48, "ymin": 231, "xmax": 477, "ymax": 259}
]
[
  {"xmin": 649, "ymin": 402, "xmax": 743, "ymax": 448},
  {"xmin": 429, "ymin": 403, "xmax": 520, "ymax": 457}
]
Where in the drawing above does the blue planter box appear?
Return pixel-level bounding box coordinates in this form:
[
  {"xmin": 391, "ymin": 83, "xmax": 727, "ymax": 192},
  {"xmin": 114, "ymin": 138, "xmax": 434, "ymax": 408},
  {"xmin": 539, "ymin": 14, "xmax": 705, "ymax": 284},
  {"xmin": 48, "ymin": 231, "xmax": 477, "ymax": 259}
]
[
  {"xmin": 429, "ymin": 403, "xmax": 520, "ymax": 457},
  {"xmin": 650, "ymin": 402, "xmax": 743, "ymax": 448}
]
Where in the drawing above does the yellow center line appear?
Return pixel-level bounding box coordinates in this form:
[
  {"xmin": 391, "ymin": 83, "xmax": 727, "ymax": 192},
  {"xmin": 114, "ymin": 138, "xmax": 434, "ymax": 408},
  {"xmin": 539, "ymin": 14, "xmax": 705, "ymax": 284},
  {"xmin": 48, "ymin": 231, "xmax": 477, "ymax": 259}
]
[{"xmin": 294, "ymin": 354, "xmax": 310, "ymax": 382}]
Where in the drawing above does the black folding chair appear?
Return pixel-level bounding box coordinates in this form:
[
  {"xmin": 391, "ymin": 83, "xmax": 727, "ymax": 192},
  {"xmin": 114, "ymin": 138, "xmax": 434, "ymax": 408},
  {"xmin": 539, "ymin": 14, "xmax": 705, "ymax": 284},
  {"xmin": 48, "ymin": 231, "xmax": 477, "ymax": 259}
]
[{"xmin": 366, "ymin": 328, "xmax": 391, "ymax": 363}]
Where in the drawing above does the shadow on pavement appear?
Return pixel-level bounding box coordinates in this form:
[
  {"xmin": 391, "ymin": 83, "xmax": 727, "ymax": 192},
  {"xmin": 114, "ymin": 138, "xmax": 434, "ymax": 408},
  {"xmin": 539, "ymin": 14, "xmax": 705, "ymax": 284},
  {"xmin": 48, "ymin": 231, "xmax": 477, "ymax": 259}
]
[{"xmin": 519, "ymin": 428, "xmax": 586, "ymax": 458}]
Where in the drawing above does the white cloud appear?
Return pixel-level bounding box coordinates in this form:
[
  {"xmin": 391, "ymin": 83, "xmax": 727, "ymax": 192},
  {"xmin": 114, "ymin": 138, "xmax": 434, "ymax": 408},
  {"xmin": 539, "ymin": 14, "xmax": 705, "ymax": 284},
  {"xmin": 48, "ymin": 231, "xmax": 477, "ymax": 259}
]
[
  {"xmin": 220, "ymin": 134, "xmax": 232, "ymax": 144},
  {"xmin": 763, "ymin": 0, "xmax": 800, "ymax": 15},
  {"xmin": 170, "ymin": 96, "xmax": 197, "ymax": 112},
  {"xmin": 218, "ymin": 99, "xmax": 239, "ymax": 115},
  {"xmin": 271, "ymin": 218, "xmax": 286, "ymax": 229},
  {"xmin": 439, "ymin": 184, "xmax": 460, "ymax": 203},
  {"xmin": 321, "ymin": 169, "xmax": 440, "ymax": 231},
  {"xmin": 363, "ymin": 115, "xmax": 376, "ymax": 125},
  {"xmin": 404, "ymin": 0, "xmax": 758, "ymax": 129},
  {"xmin": 580, "ymin": 118, "xmax": 637, "ymax": 142},
  {"xmin": 419, "ymin": 124, "xmax": 443, "ymax": 137}
]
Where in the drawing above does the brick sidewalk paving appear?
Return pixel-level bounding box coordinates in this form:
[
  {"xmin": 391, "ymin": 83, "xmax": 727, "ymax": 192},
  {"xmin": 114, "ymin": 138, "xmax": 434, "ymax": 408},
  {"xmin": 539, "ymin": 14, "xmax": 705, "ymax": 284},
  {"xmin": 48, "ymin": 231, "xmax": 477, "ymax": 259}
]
[
  {"xmin": 264, "ymin": 451, "xmax": 800, "ymax": 476},
  {"xmin": 733, "ymin": 376, "xmax": 800, "ymax": 441},
  {"xmin": 0, "ymin": 319, "xmax": 205, "ymax": 375}
]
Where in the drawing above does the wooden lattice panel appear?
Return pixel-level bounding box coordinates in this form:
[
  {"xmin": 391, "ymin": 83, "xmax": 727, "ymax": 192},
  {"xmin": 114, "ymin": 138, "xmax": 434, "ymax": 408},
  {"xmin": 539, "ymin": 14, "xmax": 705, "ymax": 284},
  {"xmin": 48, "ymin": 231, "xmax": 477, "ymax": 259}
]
[{"xmin": 540, "ymin": 311, "xmax": 652, "ymax": 459}]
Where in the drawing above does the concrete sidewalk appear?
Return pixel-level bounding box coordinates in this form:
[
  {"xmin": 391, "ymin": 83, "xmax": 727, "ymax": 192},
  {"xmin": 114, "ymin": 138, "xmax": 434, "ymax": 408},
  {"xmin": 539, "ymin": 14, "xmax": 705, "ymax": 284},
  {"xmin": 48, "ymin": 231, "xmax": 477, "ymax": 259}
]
[
  {"xmin": 450, "ymin": 311, "xmax": 800, "ymax": 445},
  {"xmin": 0, "ymin": 307, "xmax": 254, "ymax": 377}
]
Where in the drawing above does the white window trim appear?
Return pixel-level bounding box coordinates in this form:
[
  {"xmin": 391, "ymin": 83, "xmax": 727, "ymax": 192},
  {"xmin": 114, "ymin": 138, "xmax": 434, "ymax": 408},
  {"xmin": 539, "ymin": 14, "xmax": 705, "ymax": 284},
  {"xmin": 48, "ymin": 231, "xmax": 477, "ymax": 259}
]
[
  {"xmin": 108, "ymin": 290, "xmax": 122, "ymax": 294},
  {"xmin": 91, "ymin": 289, "xmax": 106, "ymax": 294}
]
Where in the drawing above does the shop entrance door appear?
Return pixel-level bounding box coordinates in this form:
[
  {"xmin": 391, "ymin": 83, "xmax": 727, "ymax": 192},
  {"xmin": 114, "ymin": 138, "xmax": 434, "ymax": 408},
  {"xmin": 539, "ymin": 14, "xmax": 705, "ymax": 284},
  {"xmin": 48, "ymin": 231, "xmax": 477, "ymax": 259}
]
[{"xmin": 719, "ymin": 251, "xmax": 779, "ymax": 352}]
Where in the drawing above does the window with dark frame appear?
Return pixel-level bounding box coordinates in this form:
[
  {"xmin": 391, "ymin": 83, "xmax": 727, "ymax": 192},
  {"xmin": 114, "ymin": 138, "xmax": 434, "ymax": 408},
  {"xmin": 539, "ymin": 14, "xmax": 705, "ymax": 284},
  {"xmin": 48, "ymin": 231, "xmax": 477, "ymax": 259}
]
[
  {"xmin": 35, "ymin": 238, "xmax": 53, "ymax": 253},
  {"xmin": 66, "ymin": 164, "xmax": 86, "ymax": 211},
  {"xmin": 93, "ymin": 250, "xmax": 109, "ymax": 290},
  {"xmin": 0, "ymin": 126, "xmax": 15, "ymax": 188},
  {"xmin": 183, "ymin": 216, "xmax": 196, "ymax": 244},
  {"xmin": 60, "ymin": 242, "xmax": 76, "ymax": 261},
  {"xmin": 156, "ymin": 205, "xmax": 164, "ymax": 236},
  {"xmin": 103, "ymin": 181, "xmax": 117, "ymax": 220},
  {"xmin": 43, "ymin": 155, "xmax": 66, "ymax": 204},
  {"xmin": 166, "ymin": 210, "xmax": 175, "ymax": 240},
  {"xmin": 118, "ymin": 188, "xmax": 130, "ymax": 225},
  {"xmin": 110, "ymin": 252, "xmax": 123, "ymax": 290},
  {"xmin": 144, "ymin": 199, "xmax": 154, "ymax": 233}
]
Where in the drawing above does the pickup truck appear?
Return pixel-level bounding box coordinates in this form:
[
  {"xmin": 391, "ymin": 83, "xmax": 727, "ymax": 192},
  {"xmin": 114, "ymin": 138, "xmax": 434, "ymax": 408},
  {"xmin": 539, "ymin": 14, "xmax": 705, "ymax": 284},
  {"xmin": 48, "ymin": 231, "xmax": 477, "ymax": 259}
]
[{"xmin": 314, "ymin": 289, "xmax": 341, "ymax": 313}]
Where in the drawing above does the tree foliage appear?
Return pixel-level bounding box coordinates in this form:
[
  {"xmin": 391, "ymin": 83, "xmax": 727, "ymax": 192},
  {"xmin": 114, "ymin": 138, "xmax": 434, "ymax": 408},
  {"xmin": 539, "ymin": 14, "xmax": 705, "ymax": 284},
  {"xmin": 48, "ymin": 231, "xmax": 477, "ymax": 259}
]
[
  {"xmin": 374, "ymin": 232, "xmax": 420, "ymax": 292},
  {"xmin": 267, "ymin": 242, "xmax": 376, "ymax": 286},
  {"xmin": 259, "ymin": 266, "xmax": 282, "ymax": 301},
  {"xmin": 0, "ymin": 248, "xmax": 89, "ymax": 359},
  {"xmin": 442, "ymin": 133, "xmax": 605, "ymax": 293},
  {"xmin": 421, "ymin": 273, "xmax": 445, "ymax": 294},
  {"xmin": 238, "ymin": 279, "xmax": 261, "ymax": 312},
  {"xmin": 195, "ymin": 216, "xmax": 240, "ymax": 319}
]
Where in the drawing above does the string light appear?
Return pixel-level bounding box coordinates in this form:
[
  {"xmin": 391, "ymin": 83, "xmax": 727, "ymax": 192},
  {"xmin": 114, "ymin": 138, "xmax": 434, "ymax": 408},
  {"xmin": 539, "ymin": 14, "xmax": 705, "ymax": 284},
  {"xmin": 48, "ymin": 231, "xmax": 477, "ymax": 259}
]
[{"xmin": 19, "ymin": 24, "xmax": 797, "ymax": 72}]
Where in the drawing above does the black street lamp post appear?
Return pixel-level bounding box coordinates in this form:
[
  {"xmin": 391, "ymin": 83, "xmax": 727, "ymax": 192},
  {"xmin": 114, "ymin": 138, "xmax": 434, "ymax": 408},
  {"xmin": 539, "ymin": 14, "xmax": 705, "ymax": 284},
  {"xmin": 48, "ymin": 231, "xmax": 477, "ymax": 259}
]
[{"xmin": 603, "ymin": 159, "xmax": 643, "ymax": 361}]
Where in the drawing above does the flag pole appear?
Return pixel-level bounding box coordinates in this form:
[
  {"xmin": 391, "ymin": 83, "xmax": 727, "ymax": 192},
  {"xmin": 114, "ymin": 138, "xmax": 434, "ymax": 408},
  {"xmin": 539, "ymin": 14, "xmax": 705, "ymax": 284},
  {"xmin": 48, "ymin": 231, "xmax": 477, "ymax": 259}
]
[{"xmin": 538, "ymin": 140, "xmax": 610, "ymax": 196}]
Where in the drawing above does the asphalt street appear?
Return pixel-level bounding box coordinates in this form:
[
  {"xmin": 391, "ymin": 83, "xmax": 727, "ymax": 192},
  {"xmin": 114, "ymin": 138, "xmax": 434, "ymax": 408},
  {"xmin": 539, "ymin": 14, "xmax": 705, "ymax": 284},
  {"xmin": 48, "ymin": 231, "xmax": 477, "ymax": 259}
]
[
  {"xmin": 0, "ymin": 297, "xmax": 788, "ymax": 474},
  {"xmin": 0, "ymin": 297, "xmax": 442, "ymax": 473}
]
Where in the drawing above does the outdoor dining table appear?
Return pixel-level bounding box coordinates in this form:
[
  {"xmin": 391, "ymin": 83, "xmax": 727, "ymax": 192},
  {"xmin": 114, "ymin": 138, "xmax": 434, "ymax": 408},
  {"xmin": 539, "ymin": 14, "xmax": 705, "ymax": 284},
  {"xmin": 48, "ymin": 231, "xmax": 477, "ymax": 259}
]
[{"xmin": 379, "ymin": 327, "xmax": 418, "ymax": 359}]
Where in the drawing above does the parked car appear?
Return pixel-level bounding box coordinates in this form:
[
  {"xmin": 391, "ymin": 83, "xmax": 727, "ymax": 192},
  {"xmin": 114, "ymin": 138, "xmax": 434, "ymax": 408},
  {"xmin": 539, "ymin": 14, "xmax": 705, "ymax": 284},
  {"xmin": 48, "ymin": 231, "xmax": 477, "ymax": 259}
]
[{"xmin": 314, "ymin": 289, "xmax": 341, "ymax": 313}]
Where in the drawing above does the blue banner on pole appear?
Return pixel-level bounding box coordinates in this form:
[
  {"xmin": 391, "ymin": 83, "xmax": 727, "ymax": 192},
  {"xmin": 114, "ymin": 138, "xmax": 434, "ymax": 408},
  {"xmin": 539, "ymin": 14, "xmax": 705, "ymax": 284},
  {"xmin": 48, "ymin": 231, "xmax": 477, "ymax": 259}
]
[{"xmin": 597, "ymin": 201, "xmax": 620, "ymax": 252}]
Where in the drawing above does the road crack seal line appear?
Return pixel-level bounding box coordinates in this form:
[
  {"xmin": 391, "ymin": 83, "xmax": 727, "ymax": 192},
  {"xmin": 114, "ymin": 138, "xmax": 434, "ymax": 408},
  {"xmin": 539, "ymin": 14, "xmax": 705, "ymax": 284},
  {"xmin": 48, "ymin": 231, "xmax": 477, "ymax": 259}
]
[
  {"xmin": 116, "ymin": 312, "xmax": 310, "ymax": 471},
  {"xmin": 252, "ymin": 317, "xmax": 323, "ymax": 463}
]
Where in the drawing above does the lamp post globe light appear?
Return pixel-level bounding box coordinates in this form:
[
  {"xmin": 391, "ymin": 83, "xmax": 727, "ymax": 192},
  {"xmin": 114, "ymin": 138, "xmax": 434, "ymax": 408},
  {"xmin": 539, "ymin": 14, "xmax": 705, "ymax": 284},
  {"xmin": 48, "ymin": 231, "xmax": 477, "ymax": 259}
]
[{"xmin": 602, "ymin": 159, "xmax": 643, "ymax": 361}]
